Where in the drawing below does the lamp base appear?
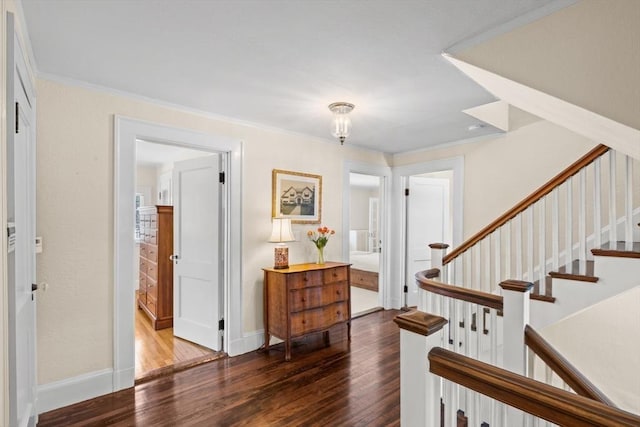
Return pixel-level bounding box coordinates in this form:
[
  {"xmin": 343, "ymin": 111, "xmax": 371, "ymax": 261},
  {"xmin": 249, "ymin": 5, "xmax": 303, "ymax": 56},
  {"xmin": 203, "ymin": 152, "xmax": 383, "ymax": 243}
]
[{"xmin": 273, "ymin": 246, "xmax": 289, "ymax": 270}]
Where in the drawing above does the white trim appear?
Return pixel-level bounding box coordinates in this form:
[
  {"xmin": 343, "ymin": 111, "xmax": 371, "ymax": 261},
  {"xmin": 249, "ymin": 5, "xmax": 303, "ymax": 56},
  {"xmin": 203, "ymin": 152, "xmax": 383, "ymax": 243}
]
[
  {"xmin": 391, "ymin": 157, "xmax": 464, "ymax": 309},
  {"xmin": 446, "ymin": 0, "xmax": 580, "ymax": 54},
  {"xmin": 114, "ymin": 117, "xmax": 243, "ymax": 391},
  {"xmin": 229, "ymin": 330, "xmax": 265, "ymax": 356},
  {"xmin": 37, "ymin": 369, "xmax": 113, "ymax": 414},
  {"xmin": 342, "ymin": 162, "xmax": 393, "ymax": 309}
]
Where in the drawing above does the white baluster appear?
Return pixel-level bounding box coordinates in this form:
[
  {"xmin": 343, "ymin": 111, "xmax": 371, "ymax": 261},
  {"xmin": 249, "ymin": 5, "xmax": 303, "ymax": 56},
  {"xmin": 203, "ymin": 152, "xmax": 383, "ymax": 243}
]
[
  {"xmin": 609, "ymin": 151, "xmax": 617, "ymax": 244},
  {"xmin": 552, "ymin": 188, "xmax": 559, "ymax": 270},
  {"xmin": 594, "ymin": 157, "xmax": 602, "ymax": 248},
  {"xmin": 473, "ymin": 244, "xmax": 481, "ymax": 292},
  {"xmin": 538, "ymin": 198, "xmax": 547, "ymax": 296},
  {"xmin": 494, "ymin": 228, "xmax": 501, "ymax": 288},
  {"xmin": 485, "ymin": 238, "xmax": 492, "ymax": 294},
  {"xmin": 566, "ymin": 177, "xmax": 574, "ymax": 265},
  {"xmin": 516, "ymin": 215, "xmax": 523, "ymax": 278},
  {"xmin": 579, "ymin": 169, "xmax": 587, "ymax": 263},
  {"xmin": 625, "ymin": 155, "xmax": 634, "ymax": 247},
  {"xmin": 527, "ymin": 207, "xmax": 534, "ymax": 282},
  {"xmin": 505, "ymin": 222, "xmax": 512, "ymax": 280}
]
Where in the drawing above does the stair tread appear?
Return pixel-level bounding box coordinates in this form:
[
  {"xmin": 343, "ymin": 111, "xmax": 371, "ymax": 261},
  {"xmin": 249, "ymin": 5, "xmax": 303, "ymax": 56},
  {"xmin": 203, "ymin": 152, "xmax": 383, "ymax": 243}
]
[
  {"xmin": 591, "ymin": 241, "xmax": 640, "ymax": 258},
  {"xmin": 549, "ymin": 260, "xmax": 598, "ymax": 283},
  {"xmin": 532, "ymin": 276, "xmax": 555, "ymax": 302}
]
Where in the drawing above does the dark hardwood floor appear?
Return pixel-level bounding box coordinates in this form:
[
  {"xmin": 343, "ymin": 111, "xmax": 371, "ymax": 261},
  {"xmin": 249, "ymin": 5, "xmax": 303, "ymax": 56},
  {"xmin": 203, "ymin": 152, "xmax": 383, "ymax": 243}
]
[{"xmin": 38, "ymin": 310, "xmax": 401, "ymax": 426}]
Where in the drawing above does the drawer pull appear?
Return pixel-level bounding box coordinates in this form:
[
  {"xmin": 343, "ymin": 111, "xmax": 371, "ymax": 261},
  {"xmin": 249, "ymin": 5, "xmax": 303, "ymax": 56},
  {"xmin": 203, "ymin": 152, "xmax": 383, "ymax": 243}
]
[
  {"xmin": 301, "ymin": 320, "xmax": 306, "ymax": 324},
  {"xmin": 336, "ymin": 290, "xmax": 341, "ymax": 295},
  {"xmin": 336, "ymin": 311, "xmax": 341, "ymax": 315},
  {"xmin": 301, "ymin": 297, "xmax": 306, "ymax": 302}
]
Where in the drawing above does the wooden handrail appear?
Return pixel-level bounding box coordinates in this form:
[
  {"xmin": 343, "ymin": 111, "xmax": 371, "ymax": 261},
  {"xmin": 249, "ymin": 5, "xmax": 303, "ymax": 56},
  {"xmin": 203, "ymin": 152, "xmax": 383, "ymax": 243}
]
[
  {"xmin": 524, "ymin": 325, "xmax": 616, "ymax": 407},
  {"xmin": 416, "ymin": 271, "xmax": 503, "ymax": 310},
  {"xmin": 443, "ymin": 144, "xmax": 610, "ymax": 265},
  {"xmin": 429, "ymin": 347, "xmax": 640, "ymax": 426}
]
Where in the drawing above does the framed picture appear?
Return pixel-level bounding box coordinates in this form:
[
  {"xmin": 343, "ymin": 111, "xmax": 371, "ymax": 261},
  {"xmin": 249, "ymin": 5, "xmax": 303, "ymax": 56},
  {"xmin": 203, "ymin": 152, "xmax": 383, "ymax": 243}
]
[{"xmin": 272, "ymin": 169, "xmax": 322, "ymax": 224}]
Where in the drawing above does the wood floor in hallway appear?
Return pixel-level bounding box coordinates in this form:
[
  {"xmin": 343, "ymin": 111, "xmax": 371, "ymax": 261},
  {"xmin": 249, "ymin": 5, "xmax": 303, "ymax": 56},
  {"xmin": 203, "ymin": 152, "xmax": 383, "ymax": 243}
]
[
  {"xmin": 135, "ymin": 306, "xmax": 224, "ymax": 383},
  {"xmin": 38, "ymin": 309, "xmax": 402, "ymax": 426}
]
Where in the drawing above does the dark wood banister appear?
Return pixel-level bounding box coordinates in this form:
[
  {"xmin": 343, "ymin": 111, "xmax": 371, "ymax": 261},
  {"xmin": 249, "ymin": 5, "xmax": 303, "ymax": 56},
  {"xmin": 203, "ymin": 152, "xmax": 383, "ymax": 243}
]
[
  {"xmin": 524, "ymin": 325, "xmax": 616, "ymax": 407},
  {"xmin": 415, "ymin": 270, "xmax": 503, "ymax": 310},
  {"xmin": 443, "ymin": 144, "xmax": 610, "ymax": 265},
  {"xmin": 429, "ymin": 347, "xmax": 640, "ymax": 426}
]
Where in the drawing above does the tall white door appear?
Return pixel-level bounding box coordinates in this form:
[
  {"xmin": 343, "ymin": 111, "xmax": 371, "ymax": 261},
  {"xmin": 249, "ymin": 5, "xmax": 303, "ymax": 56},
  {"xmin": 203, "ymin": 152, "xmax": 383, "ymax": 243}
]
[
  {"xmin": 7, "ymin": 13, "xmax": 37, "ymax": 427},
  {"xmin": 172, "ymin": 155, "xmax": 222, "ymax": 350},
  {"xmin": 406, "ymin": 177, "xmax": 450, "ymax": 307}
]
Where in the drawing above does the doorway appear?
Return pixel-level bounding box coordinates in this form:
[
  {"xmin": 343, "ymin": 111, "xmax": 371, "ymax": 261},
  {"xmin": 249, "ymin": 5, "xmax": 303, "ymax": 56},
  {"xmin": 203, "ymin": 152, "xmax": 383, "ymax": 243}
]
[
  {"xmin": 114, "ymin": 117, "xmax": 242, "ymax": 392},
  {"xmin": 348, "ymin": 172, "xmax": 382, "ymax": 315},
  {"xmin": 392, "ymin": 156, "xmax": 464, "ymax": 310},
  {"xmin": 133, "ymin": 140, "xmax": 225, "ymax": 381}
]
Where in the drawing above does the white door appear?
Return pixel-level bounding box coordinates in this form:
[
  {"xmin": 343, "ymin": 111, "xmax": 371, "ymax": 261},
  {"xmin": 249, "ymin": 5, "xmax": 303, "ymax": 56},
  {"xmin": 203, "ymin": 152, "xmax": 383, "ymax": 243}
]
[
  {"xmin": 7, "ymin": 13, "xmax": 37, "ymax": 427},
  {"xmin": 406, "ymin": 177, "xmax": 450, "ymax": 307},
  {"xmin": 172, "ymin": 155, "xmax": 222, "ymax": 350}
]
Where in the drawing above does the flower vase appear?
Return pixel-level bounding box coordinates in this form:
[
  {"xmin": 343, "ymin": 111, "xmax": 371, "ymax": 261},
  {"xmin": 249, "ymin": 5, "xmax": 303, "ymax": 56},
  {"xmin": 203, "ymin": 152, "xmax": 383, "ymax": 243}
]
[{"xmin": 316, "ymin": 246, "xmax": 325, "ymax": 265}]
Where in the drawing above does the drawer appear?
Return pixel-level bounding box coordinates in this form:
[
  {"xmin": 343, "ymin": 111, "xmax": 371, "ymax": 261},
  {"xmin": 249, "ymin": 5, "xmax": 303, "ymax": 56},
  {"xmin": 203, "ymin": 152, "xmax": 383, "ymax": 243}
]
[
  {"xmin": 146, "ymin": 294, "xmax": 157, "ymax": 316},
  {"xmin": 146, "ymin": 244, "xmax": 158, "ymax": 262},
  {"xmin": 146, "ymin": 277, "xmax": 158, "ymax": 300},
  {"xmin": 147, "ymin": 261, "xmax": 158, "ymax": 281},
  {"xmin": 139, "ymin": 243, "xmax": 147, "ymax": 258},
  {"xmin": 289, "ymin": 287, "xmax": 323, "ymax": 312},
  {"xmin": 146, "ymin": 230, "xmax": 157, "ymax": 244},
  {"xmin": 324, "ymin": 266, "xmax": 348, "ymax": 284},
  {"xmin": 290, "ymin": 302, "xmax": 349, "ymax": 336},
  {"xmin": 288, "ymin": 270, "xmax": 323, "ymax": 289},
  {"xmin": 139, "ymin": 258, "xmax": 147, "ymax": 274},
  {"xmin": 138, "ymin": 290, "xmax": 146, "ymax": 305},
  {"xmin": 325, "ymin": 282, "xmax": 348, "ymax": 303},
  {"xmin": 139, "ymin": 274, "xmax": 147, "ymax": 290},
  {"xmin": 150, "ymin": 214, "xmax": 157, "ymax": 229}
]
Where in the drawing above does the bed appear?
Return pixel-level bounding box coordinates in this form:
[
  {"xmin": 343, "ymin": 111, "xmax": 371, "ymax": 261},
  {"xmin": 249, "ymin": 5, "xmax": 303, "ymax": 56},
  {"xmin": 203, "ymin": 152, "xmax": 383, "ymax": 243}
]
[{"xmin": 350, "ymin": 250, "xmax": 379, "ymax": 292}]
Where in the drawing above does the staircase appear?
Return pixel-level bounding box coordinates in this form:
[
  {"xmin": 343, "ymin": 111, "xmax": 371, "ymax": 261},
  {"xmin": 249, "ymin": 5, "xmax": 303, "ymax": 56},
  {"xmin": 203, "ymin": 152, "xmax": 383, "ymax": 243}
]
[{"xmin": 396, "ymin": 144, "xmax": 640, "ymax": 426}]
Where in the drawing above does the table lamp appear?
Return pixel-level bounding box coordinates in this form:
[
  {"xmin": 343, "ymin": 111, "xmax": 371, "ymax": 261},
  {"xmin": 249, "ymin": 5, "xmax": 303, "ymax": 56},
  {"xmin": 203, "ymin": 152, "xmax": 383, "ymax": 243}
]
[{"xmin": 269, "ymin": 217, "xmax": 295, "ymax": 269}]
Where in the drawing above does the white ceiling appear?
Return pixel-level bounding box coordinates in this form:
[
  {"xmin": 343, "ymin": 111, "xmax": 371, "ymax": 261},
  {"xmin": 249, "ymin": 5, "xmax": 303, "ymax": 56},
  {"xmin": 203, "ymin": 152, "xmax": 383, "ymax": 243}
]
[{"xmin": 22, "ymin": 0, "xmax": 563, "ymax": 154}]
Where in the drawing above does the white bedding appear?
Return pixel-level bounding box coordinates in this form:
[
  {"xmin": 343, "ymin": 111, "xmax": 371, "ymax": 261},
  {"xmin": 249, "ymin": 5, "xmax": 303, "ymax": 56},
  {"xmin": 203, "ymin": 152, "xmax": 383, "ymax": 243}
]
[{"xmin": 349, "ymin": 251, "xmax": 379, "ymax": 273}]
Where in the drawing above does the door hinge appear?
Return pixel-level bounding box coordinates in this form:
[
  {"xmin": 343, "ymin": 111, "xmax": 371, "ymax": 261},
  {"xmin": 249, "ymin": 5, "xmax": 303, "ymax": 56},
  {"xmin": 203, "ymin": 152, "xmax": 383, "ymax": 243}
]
[
  {"xmin": 219, "ymin": 172, "xmax": 225, "ymax": 184},
  {"xmin": 404, "ymin": 188, "xmax": 409, "ymax": 196},
  {"xmin": 218, "ymin": 318, "xmax": 225, "ymax": 331},
  {"xmin": 15, "ymin": 102, "xmax": 19, "ymax": 134}
]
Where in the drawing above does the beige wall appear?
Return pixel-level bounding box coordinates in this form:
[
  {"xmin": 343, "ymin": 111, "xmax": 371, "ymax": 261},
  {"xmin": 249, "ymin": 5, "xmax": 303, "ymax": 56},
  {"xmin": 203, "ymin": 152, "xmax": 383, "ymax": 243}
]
[
  {"xmin": 393, "ymin": 120, "xmax": 598, "ymax": 239},
  {"xmin": 34, "ymin": 78, "xmax": 389, "ymax": 384},
  {"xmin": 540, "ymin": 286, "xmax": 640, "ymax": 413},
  {"xmin": 456, "ymin": 0, "xmax": 640, "ymax": 132}
]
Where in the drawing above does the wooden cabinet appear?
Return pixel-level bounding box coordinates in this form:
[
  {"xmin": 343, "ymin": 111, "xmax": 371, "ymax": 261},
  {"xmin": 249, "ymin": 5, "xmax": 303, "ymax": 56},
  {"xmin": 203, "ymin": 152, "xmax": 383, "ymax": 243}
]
[
  {"xmin": 262, "ymin": 262, "xmax": 351, "ymax": 360},
  {"xmin": 138, "ymin": 205, "xmax": 174, "ymax": 330}
]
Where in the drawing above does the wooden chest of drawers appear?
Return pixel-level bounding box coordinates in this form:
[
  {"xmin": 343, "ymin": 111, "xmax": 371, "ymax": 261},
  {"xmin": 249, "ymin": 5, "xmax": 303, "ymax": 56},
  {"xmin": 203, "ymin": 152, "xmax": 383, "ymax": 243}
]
[
  {"xmin": 138, "ymin": 205, "xmax": 173, "ymax": 330},
  {"xmin": 262, "ymin": 262, "xmax": 351, "ymax": 360}
]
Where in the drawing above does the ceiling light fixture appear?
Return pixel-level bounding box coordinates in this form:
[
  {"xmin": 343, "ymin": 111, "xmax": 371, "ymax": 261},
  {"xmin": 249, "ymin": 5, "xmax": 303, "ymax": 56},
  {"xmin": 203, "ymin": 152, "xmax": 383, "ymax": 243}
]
[{"xmin": 328, "ymin": 102, "xmax": 355, "ymax": 145}]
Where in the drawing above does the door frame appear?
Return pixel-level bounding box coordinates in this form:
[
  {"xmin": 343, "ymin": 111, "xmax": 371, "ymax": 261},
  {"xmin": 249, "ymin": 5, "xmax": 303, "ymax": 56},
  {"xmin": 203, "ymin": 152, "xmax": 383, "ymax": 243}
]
[
  {"xmin": 390, "ymin": 156, "xmax": 464, "ymax": 309},
  {"xmin": 114, "ymin": 117, "xmax": 242, "ymax": 391},
  {"xmin": 342, "ymin": 161, "xmax": 391, "ymax": 309},
  {"xmin": 6, "ymin": 11, "xmax": 38, "ymax": 426}
]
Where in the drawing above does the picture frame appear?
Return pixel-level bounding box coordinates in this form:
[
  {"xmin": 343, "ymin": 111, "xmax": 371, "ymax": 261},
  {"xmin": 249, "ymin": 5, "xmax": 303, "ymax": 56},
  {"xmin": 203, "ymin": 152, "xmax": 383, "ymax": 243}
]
[{"xmin": 272, "ymin": 169, "xmax": 322, "ymax": 224}]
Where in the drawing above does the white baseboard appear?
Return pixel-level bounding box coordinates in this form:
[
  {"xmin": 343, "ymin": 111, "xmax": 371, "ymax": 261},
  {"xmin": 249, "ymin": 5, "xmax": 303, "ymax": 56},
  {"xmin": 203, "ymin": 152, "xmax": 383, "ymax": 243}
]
[
  {"xmin": 228, "ymin": 330, "xmax": 264, "ymax": 357},
  {"xmin": 37, "ymin": 368, "xmax": 114, "ymax": 414}
]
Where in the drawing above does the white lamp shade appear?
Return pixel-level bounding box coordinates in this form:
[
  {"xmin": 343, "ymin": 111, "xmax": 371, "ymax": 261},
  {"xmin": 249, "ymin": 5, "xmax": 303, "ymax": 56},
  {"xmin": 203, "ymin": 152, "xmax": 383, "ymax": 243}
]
[{"xmin": 269, "ymin": 217, "xmax": 295, "ymax": 243}]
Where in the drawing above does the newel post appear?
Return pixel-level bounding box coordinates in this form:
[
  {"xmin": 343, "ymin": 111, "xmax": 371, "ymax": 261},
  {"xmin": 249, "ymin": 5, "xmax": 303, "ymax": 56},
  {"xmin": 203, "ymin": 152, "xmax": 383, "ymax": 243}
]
[
  {"xmin": 500, "ymin": 280, "xmax": 533, "ymax": 426},
  {"xmin": 394, "ymin": 311, "xmax": 448, "ymax": 427},
  {"xmin": 428, "ymin": 243, "xmax": 449, "ymax": 271}
]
